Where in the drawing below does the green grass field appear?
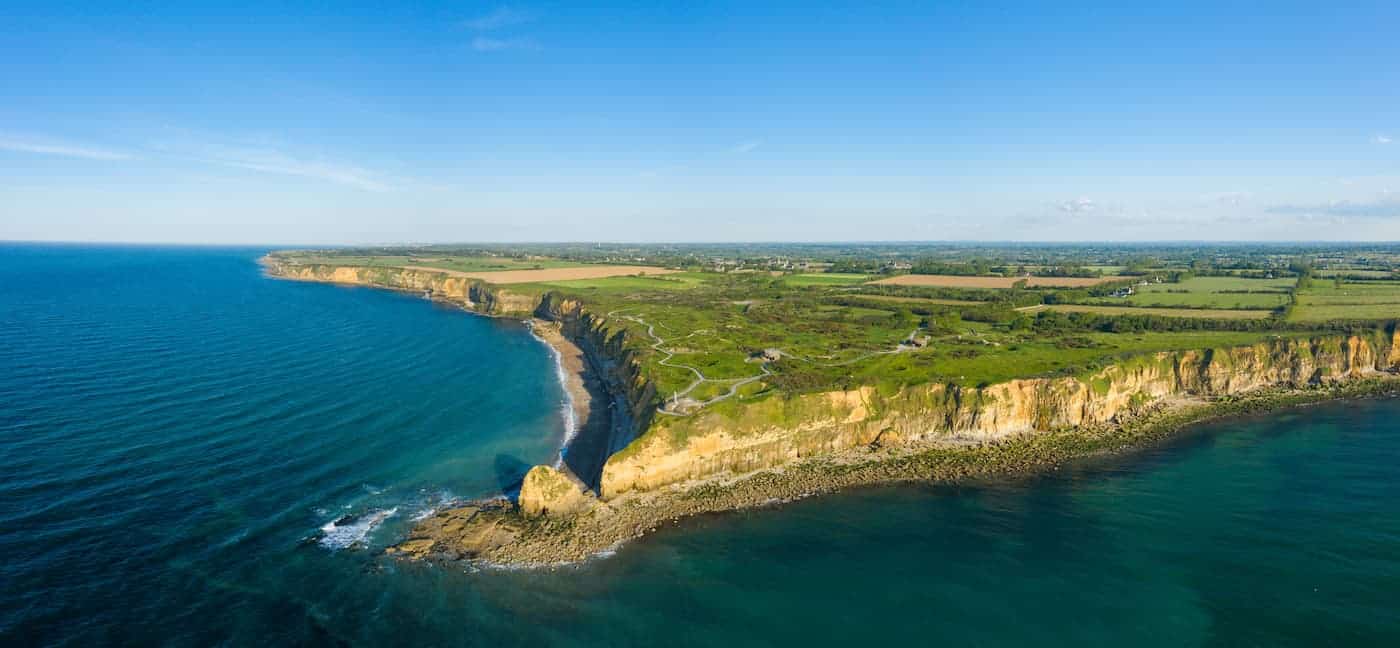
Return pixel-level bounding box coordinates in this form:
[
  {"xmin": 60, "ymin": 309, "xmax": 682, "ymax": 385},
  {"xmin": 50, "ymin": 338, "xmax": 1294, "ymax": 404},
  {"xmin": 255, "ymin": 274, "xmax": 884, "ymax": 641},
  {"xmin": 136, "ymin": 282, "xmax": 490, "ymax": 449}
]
[
  {"xmin": 525, "ymin": 272, "xmax": 1294, "ymax": 398},
  {"xmin": 1316, "ymin": 269, "xmax": 1395, "ymax": 278},
  {"xmin": 813, "ymin": 304, "xmax": 895, "ymax": 319},
  {"xmin": 282, "ymin": 254, "xmax": 418, "ymax": 266},
  {"xmin": 782, "ymin": 273, "xmax": 871, "ymax": 286},
  {"xmin": 840, "ymin": 329, "xmax": 1291, "ymax": 388},
  {"xmin": 409, "ymin": 256, "xmax": 589, "ymax": 272},
  {"xmin": 1024, "ymin": 304, "xmax": 1275, "ymax": 320},
  {"xmin": 524, "ymin": 273, "xmax": 711, "ymax": 293},
  {"xmin": 274, "ymin": 253, "xmax": 589, "ymax": 272},
  {"xmin": 1105, "ymin": 276, "xmax": 1294, "ymax": 310},
  {"xmin": 854, "ymin": 294, "xmax": 986, "ymax": 307},
  {"xmin": 1290, "ymin": 280, "xmax": 1400, "ymax": 321}
]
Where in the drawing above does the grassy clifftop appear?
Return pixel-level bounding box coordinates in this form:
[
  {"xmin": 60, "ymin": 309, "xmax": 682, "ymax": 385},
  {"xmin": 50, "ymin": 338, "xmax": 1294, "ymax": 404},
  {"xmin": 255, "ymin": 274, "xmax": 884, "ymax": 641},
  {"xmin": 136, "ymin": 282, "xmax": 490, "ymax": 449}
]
[{"xmin": 600, "ymin": 330, "xmax": 1400, "ymax": 497}]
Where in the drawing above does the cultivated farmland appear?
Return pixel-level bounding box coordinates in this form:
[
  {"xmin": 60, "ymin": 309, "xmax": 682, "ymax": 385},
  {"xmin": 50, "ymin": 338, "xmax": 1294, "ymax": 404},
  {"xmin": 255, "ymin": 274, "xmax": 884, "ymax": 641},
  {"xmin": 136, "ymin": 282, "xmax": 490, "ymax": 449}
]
[
  {"xmin": 397, "ymin": 264, "xmax": 681, "ymax": 284},
  {"xmin": 782, "ymin": 273, "xmax": 871, "ymax": 286},
  {"xmin": 871, "ymin": 274, "xmax": 1128, "ymax": 289},
  {"xmin": 1290, "ymin": 280, "xmax": 1400, "ymax": 321},
  {"xmin": 1021, "ymin": 304, "xmax": 1274, "ymax": 320},
  {"xmin": 1105, "ymin": 276, "xmax": 1294, "ymax": 310}
]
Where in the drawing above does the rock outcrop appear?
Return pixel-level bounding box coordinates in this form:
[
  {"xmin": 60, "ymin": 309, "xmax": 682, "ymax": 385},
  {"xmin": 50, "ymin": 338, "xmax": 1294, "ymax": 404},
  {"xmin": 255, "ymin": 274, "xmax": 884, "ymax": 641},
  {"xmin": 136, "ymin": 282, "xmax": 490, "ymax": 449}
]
[{"xmin": 517, "ymin": 466, "xmax": 595, "ymax": 517}]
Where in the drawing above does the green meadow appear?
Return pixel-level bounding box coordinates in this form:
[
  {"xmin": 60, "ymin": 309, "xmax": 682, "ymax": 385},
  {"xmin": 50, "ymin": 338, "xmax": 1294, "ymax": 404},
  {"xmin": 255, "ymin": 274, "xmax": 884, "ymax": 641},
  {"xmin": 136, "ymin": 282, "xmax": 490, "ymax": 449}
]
[
  {"xmin": 782, "ymin": 273, "xmax": 872, "ymax": 286},
  {"xmin": 1291, "ymin": 280, "xmax": 1400, "ymax": 321},
  {"xmin": 1108, "ymin": 276, "xmax": 1294, "ymax": 310}
]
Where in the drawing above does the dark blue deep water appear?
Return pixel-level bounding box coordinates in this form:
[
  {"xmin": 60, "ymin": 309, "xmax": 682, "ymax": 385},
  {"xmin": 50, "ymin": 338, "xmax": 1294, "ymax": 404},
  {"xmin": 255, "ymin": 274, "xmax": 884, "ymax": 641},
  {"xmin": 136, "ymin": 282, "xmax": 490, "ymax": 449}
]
[{"xmin": 3, "ymin": 245, "xmax": 1399, "ymax": 646}]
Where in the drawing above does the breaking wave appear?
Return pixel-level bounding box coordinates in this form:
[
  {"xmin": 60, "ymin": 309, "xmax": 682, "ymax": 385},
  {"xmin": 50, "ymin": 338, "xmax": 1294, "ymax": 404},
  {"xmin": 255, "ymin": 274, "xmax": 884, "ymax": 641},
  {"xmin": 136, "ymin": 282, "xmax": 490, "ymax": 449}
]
[
  {"xmin": 317, "ymin": 507, "xmax": 398, "ymax": 550},
  {"xmin": 525, "ymin": 321, "xmax": 578, "ymax": 463}
]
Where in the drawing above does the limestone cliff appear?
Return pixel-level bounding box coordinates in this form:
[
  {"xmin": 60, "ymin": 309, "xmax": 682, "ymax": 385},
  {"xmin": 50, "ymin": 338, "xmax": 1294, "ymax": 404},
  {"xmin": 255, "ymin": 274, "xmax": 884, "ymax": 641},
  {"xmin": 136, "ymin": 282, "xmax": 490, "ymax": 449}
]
[
  {"xmin": 599, "ymin": 330, "xmax": 1400, "ymax": 498},
  {"xmin": 535, "ymin": 293, "xmax": 657, "ymax": 443},
  {"xmin": 265, "ymin": 261, "xmax": 540, "ymax": 316},
  {"xmin": 517, "ymin": 465, "xmax": 594, "ymax": 516}
]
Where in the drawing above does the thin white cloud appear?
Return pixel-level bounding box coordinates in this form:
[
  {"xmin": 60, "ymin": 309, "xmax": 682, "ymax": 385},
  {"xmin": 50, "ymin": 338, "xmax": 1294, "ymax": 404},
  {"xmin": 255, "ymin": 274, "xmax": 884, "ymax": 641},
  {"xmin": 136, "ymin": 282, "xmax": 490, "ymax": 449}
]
[
  {"xmin": 148, "ymin": 138, "xmax": 392, "ymax": 191},
  {"xmin": 463, "ymin": 7, "xmax": 534, "ymax": 31},
  {"xmin": 0, "ymin": 134, "xmax": 133, "ymax": 160},
  {"xmin": 730, "ymin": 140, "xmax": 762, "ymax": 154},
  {"xmin": 1266, "ymin": 196, "xmax": 1400, "ymax": 220},
  {"xmin": 210, "ymin": 147, "xmax": 390, "ymax": 191},
  {"xmin": 471, "ymin": 36, "xmax": 539, "ymax": 52},
  {"xmin": 1374, "ymin": 134, "xmax": 1393, "ymax": 145},
  {"xmin": 1056, "ymin": 197, "xmax": 1096, "ymax": 213},
  {"xmin": 1201, "ymin": 190, "xmax": 1252, "ymax": 206}
]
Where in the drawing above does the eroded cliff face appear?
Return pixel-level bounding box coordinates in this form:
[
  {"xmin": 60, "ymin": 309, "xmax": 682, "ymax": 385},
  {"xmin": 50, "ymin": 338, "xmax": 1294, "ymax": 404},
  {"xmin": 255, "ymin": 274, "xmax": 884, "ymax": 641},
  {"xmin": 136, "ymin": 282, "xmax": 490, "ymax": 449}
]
[
  {"xmin": 266, "ymin": 262, "xmax": 541, "ymax": 316},
  {"xmin": 536, "ymin": 294, "xmax": 656, "ymax": 441},
  {"xmin": 599, "ymin": 331, "xmax": 1400, "ymax": 498}
]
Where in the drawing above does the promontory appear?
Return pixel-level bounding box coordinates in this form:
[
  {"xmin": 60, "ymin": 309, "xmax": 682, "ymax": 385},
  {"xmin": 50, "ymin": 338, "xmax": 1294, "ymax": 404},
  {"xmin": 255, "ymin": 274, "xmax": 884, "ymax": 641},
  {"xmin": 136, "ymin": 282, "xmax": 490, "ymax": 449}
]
[{"xmin": 261, "ymin": 243, "xmax": 1400, "ymax": 566}]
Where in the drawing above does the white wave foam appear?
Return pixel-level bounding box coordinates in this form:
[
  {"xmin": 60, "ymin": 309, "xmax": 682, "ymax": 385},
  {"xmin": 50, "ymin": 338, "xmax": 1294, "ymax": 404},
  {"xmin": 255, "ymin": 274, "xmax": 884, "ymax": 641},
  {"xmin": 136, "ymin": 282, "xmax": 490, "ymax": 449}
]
[
  {"xmin": 318, "ymin": 507, "xmax": 398, "ymax": 550},
  {"xmin": 409, "ymin": 508, "xmax": 437, "ymax": 522},
  {"xmin": 525, "ymin": 321, "xmax": 578, "ymax": 462},
  {"xmin": 408, "ymin": 489, "xmax": 459, "ymax": 522}
]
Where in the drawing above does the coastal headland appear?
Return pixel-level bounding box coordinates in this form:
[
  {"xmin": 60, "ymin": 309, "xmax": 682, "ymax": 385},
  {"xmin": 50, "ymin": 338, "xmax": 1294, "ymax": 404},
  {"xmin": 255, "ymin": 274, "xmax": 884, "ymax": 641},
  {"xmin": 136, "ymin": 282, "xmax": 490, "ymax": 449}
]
[{"xmin": 261, "ymin": 247, "xmax": 1400, "ymax": 566}]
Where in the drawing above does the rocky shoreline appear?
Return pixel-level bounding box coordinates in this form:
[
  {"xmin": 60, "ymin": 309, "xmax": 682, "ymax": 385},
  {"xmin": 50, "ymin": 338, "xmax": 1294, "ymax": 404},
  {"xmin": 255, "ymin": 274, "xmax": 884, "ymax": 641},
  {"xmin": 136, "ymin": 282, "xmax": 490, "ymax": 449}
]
[{"xmin": 387, "ymin": 377, "xmax": 1400, "ymax": 567}]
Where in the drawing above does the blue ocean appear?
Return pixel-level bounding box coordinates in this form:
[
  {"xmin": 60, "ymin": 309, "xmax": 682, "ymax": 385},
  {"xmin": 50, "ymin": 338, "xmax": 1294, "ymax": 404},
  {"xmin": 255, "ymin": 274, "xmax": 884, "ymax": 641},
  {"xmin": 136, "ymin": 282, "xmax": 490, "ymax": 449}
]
[{"xmin": 3, "ymin": 245, "xmax": 1399, "ymax": 646}]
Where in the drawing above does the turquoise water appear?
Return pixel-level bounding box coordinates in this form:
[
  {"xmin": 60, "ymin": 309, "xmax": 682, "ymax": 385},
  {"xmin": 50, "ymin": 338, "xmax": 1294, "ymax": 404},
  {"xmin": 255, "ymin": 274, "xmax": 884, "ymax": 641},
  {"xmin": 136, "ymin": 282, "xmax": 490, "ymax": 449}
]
[{"xmin": 3, "ymin": 245, "xmax": 1399, "ymax": 646}]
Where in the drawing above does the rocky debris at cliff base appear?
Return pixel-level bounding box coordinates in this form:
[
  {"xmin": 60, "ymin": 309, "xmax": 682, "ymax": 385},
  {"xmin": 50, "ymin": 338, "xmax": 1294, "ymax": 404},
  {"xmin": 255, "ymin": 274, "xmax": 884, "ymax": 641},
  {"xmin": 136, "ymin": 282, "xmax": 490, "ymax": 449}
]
[
  {"xmin": 385, "ymin": 501, "xmax": 526, "ymax": 560},
  {"xmin": 385, "ymin": 379, "xmax": 1400, "ymax": 568}
]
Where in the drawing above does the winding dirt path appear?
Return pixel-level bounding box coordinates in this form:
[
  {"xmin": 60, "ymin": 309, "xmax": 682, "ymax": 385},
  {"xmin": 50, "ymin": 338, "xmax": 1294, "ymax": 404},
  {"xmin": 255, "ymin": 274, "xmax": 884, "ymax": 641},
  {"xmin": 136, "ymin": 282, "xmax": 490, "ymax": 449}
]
[
  {"xmin": 609, "ymin": 309, "xmax": 918, "ymax": 416},
  {"xmin": 608, "ymin": 308, "xmax": 771, "ymax": 415}
]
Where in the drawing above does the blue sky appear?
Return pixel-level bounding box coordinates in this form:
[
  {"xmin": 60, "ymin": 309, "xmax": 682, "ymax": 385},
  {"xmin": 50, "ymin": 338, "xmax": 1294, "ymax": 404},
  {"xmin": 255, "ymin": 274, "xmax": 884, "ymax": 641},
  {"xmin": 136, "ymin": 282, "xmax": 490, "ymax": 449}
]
[{"xmin": 2, "ymin": 1, "xmax": 1399, "ymax": 243}]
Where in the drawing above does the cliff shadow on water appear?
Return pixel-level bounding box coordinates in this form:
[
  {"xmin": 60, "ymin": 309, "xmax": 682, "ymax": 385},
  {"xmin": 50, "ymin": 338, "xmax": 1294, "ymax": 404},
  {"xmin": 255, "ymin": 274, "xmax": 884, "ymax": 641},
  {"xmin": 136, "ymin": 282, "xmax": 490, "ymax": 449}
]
[{"xmin": 493, "ymin": 454, "xmax": 532, "ymax": 497}]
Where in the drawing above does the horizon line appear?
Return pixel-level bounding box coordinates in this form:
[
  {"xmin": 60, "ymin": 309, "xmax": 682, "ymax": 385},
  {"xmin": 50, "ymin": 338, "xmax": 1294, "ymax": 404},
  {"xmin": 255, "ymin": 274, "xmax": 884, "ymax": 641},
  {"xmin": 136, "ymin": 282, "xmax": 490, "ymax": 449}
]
[{"xmin": 6, "ymin": 238, "xmax": 1400, "ymax": 248}]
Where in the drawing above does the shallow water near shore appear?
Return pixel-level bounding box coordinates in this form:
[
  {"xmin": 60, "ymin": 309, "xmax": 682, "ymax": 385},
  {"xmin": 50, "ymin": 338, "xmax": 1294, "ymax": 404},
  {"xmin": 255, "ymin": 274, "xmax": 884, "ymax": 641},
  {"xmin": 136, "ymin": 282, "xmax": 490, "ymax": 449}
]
[{"xmin": 4, "ymin": 245, "xmax": 1400, "ymax": 646}]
